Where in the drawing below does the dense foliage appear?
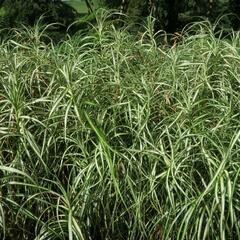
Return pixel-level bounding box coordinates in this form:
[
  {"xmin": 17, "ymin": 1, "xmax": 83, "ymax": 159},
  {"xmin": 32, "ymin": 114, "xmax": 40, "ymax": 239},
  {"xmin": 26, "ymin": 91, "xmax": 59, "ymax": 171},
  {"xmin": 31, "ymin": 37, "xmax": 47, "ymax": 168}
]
[
  {"xmin": 0, "ymin": 0, "xmax": 239, "ymax": 35},
  {"xmin": 0, "ymin": 0, "xmax": 79, "ymax": 29},
  {"xmin": 101, "ymin": 0, "xmax": 240, "ymax": 32},
  {"xmin": 0, "ymin": 11, "xmax": 240, "ymax": 239}
]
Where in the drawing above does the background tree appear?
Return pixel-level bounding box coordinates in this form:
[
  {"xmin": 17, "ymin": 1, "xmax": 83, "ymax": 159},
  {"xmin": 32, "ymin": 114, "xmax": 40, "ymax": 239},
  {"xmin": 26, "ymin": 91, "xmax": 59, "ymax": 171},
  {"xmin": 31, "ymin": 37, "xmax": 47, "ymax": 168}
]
[
  {"xmin": 230, "ymin": 0, "xmax": 240, "ymax": 29},
  {"xmin": 99, "ymin": 0, "xmax": 238, "ymax": 33},
  {"xmin": 0, "ymin": 0, "xmax": 239, "ymax": 35},
  {"xmin": 0, "ymin": 0, "xmax": 79, "ymax": 28}
]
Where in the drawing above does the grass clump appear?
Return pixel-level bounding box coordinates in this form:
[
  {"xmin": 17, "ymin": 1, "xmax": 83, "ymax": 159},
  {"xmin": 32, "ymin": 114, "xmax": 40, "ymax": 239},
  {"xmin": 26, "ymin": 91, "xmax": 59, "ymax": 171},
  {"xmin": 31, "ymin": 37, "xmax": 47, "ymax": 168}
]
[{"xmin": 0, "ymin": 11, "xmax": 240, "ymax": 240}]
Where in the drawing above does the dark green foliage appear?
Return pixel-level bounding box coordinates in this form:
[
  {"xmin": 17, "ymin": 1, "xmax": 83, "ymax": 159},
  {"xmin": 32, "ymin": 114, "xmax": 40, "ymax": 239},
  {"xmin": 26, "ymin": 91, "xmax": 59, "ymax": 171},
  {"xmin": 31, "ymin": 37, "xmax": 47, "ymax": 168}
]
[
  {"xmin": 100, "ymin": 0, "xmax": 240, "ymax": 33},
  {"xmin": 0, "ymin": 0, "xmax": 79, "ymax": 29},
  {"xmin": 0, "ymin": 0, "xmax": 239, "ymax": 35},
  {"xmin": 125, "ymin": 0, "xmax": 149, "ymax": 25},
  {"xmin": 230, "ymin": 0, "xmax": 240, "ymax": 29},
  {"xmin": 101, "ymin": 0, "xmax": 123, "ymax": 8}
]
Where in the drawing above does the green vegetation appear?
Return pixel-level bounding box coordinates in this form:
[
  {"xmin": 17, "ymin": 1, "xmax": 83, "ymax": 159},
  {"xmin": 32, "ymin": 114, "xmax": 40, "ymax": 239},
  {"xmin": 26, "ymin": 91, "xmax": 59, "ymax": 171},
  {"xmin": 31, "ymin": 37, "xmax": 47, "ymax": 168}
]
[
  {"xmin": 66, "ymin": 0, "xmax": 89, "ymax": 13},
  {"xmin": 0, "ymin": 0, "xmax": 239, "ymax": 36},
  {"xmin": 98, "ymin": 0, "xmax": 240, "ymax": 32},
  {"xmin": 0, "ymin": 0, "xmax": 78, "ymax": 29},
  {"xmin": 66, "ymin": 0, "xmax": 100, "ymax": 13},
  {"xmin": 1, "ymin": 10, "xmax": 240, "ymax": 240}
]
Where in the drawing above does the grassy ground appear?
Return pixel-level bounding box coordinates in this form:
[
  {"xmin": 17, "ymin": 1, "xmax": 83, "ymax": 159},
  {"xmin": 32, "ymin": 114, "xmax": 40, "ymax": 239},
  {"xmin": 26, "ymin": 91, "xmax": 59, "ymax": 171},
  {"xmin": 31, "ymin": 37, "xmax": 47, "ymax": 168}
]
[{"xmin": 0, "ymin": 11, "xmax": 240, "ymax": 240}]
